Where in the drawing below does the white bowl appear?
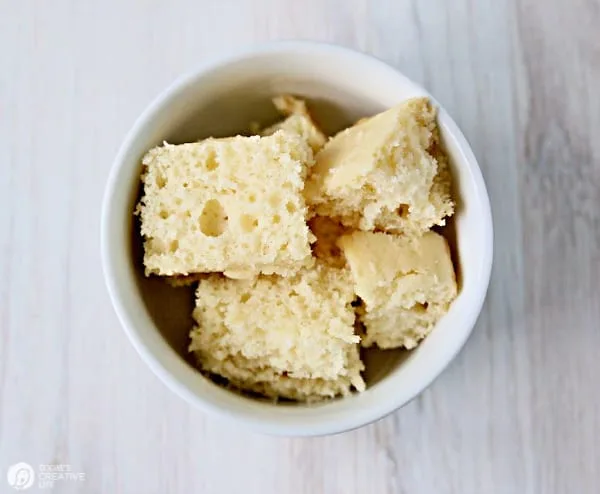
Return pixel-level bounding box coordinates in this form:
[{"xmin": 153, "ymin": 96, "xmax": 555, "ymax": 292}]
[{"xmin": 101, "ymin": 41, "xmax": 493, "ymax": 436}]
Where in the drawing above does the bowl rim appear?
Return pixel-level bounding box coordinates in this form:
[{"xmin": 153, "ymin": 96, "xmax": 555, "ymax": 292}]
[{"xmin": 101, "ymin": 40, "xmax": 494, "ymax": 436}]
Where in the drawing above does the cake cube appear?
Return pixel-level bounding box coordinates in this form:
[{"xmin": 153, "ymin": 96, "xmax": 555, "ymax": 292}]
[
  {"xmin": 305, "ymin": 97, "xmax": 454, "ymax": 235},
  {"xmin": 138, "ymin": 132, "xmax": 315, "ymax": 278},
  {"xmin": 260, "ymin": 95, "xmax": 327, "ymax": 154},
  {"xmin": 188, "ymin": 262, "xmax": 365, "ymax": 400},
  {"xmin": 338, "ymin": 230, "xmax": 457, "ymax": 349}
]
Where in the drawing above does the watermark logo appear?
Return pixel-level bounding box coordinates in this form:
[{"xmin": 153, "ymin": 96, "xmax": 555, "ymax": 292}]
[
  {"xmin": 7, "ymin": 463, "xmax": 35, "ymax": 491},
  {"xmin": 6, "ymin": 463, "xmax": 86, "ymax": 490},
  {"xmin": 38, "ymin": 464, "xmax": 86, "ymax": 489}
]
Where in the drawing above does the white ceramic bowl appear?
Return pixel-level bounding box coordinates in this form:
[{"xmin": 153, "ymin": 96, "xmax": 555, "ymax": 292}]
[{"xmin": 101, "ymin": 41, "xmax": 493, "ymax": 436}]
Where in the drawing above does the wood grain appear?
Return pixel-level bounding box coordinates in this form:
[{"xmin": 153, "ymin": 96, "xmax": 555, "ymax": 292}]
[{"xmin": 0, "ymin": 0, "xmax": 598, "ymax": 492}]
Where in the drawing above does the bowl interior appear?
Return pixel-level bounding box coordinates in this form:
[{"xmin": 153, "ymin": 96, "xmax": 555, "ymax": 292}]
[{"xmin": 104, "ymin": 44, "xmax": 491, "ymax": 435}]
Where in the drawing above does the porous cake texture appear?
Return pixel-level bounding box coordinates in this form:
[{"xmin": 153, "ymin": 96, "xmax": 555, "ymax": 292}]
[
  {"xmin": 260, "ymin": 95, "xmax": 327, "ymax": 154},
  {"xmin": 308, "ymin": 215, "xmax": 348, "ymax": 269},
  {"xmin": 305, "ymin": 97, "xmax": 454, "ymax": 236},
  {"xmin": 138, "ymin": 131, "xmax": 315, "ymax": 279},
  {"xmin": 189, "ymin": 262, "xmax": 365, "ymax": 401},
  {"xmin": 338, "ymin": 230, "xmax": 457, "ymax": 349}
]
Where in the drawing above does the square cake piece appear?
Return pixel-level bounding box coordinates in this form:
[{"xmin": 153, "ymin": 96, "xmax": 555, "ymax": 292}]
[
  {"xmin": 260, "ymin": 95, "xmax": 327, "ymax": 154},
  {"xmin": 138, "ymin": 132, "xmax": 315, "ymax": 278},
  {"xmin": 189, "ymin": 262, "xmax": 365, "ymax": 401},
  {"xmin": 338, "ymin": 230, "xmax": 457, "ymax": 349},
  {"xmin": 305, "ymin": 97, "xmax": 454, "ymax": 235}
]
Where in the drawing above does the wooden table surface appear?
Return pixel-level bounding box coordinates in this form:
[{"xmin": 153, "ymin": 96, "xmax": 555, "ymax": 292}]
[{"xmin": 1, "ymin": 1, "xmax": 599, "ymax": 493}]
